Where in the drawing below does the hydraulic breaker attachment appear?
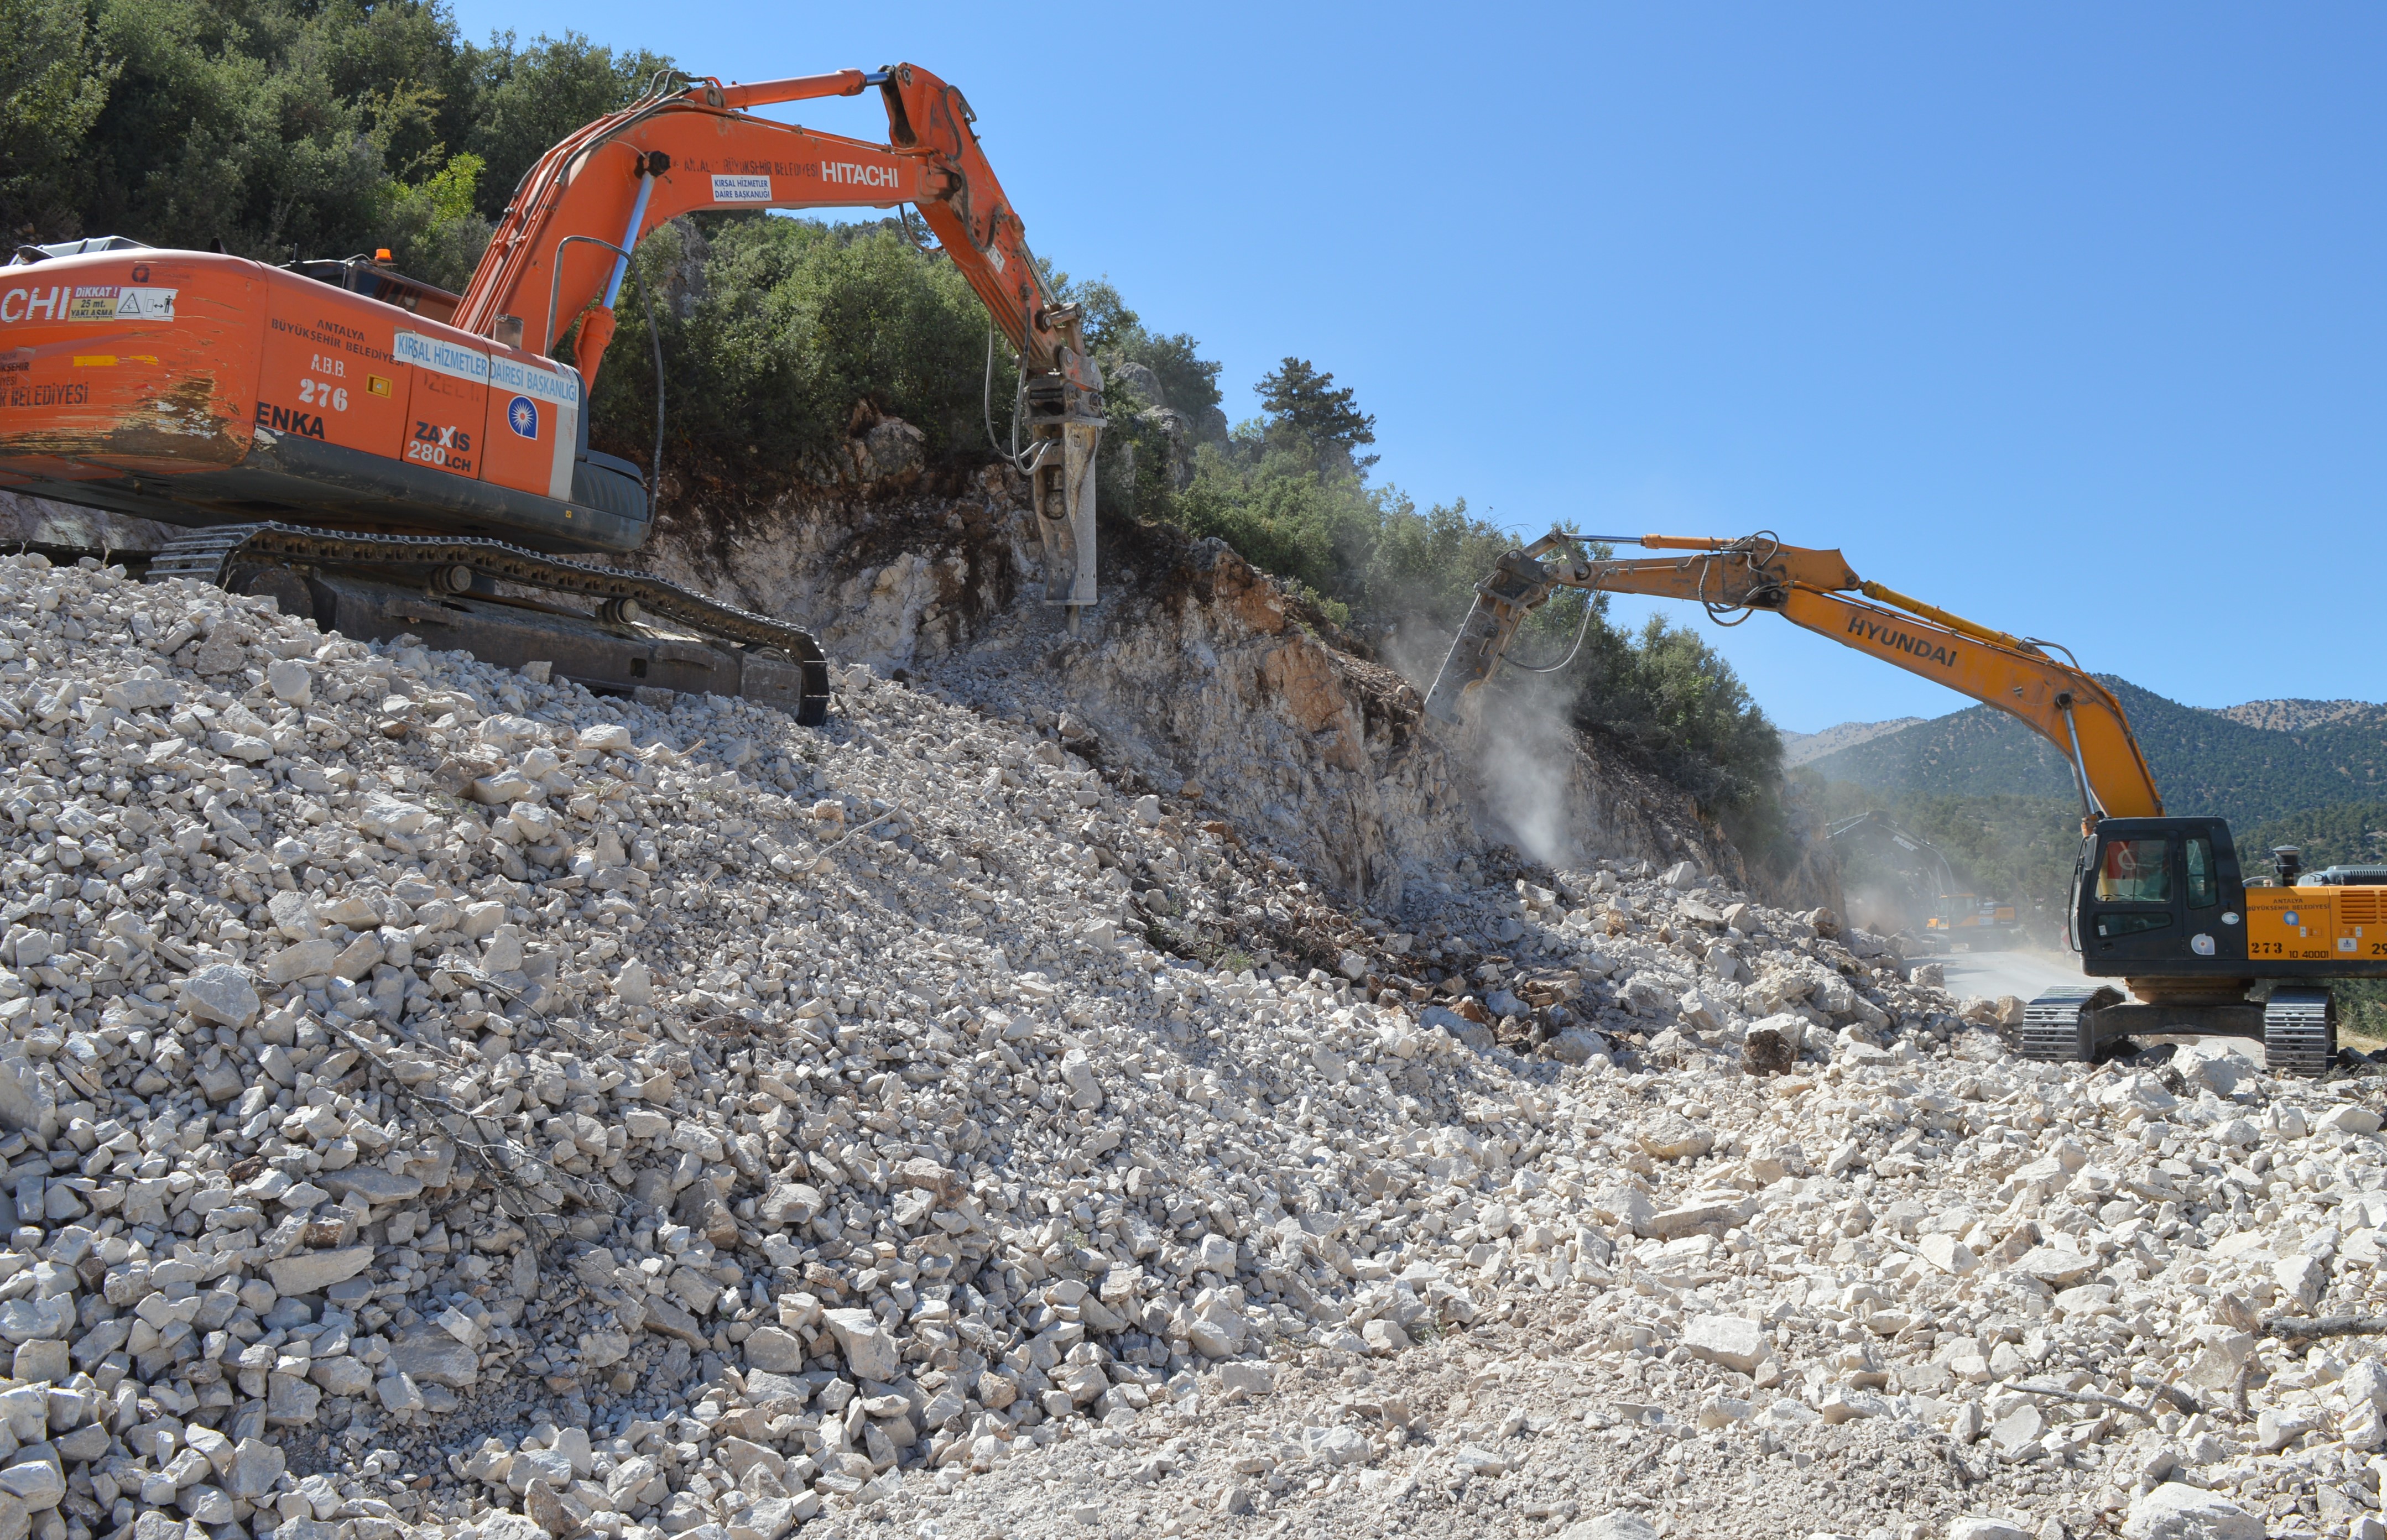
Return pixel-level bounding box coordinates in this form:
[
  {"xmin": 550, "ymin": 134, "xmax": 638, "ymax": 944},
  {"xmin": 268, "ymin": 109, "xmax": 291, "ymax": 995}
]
[
  {"xmin": 1425, "ymin": 547, "xmax": 1562, "ymax": 722},
  {"xmin": 1025, "ymin": 306, "xmax": 1106, "ymax": 627}
]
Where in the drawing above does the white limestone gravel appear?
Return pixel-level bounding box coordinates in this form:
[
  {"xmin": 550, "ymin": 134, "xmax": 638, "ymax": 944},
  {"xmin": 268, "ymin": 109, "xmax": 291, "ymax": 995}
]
[{"xmin": 0, "ymin": 552, "xmax": 2375, "ymax": 1540}]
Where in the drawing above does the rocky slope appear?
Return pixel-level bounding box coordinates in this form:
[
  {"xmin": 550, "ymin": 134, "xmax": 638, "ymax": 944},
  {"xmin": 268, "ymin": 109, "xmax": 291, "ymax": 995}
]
[
  {"xmin": 2207, "ymin": 699, "xmax": 2387, "ymax": 735},
  {"xmin": 632, "ymin": 474, "xmax": 1789, "ymax": 916},
  {"xmin": 0, "ymin": 552, "xmax": 2374, "ymax": 1540},
  {"xmin": 1, "ymin": 447, "xmax": 1815, "ymax": 919}
]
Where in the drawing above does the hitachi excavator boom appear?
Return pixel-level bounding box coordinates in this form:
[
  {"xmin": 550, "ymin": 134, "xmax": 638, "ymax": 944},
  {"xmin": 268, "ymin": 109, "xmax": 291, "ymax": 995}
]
[
  {"xmin": 0, "ymin": 63, "xmax": 1103, "ymax": 723},
  {"xmin": 1428, "ymin": 530, "xmax": 2368, "ymax": 1075}
]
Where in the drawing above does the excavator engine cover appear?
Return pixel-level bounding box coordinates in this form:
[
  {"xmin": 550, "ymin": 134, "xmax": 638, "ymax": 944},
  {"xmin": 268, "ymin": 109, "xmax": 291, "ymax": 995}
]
[
  {"xmin": 0, "ymin": 246, "xmax": 830, "ymax": 722},
  {"xmin": 0, "ymin": 248, "xmax": 648, "ymax": 553}
]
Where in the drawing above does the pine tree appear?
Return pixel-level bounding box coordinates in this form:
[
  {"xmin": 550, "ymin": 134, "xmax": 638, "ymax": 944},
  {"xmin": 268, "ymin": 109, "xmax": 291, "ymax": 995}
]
[{"xmin": 1257, "ymin": 357, "xmax": 1377, "ymax": 471}]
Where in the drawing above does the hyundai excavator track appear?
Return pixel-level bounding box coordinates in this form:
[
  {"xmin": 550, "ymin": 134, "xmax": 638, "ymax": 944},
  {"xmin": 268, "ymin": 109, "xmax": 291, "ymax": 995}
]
[{"xmin": 145, "ymin": 523, "xmax": 831, "ymax": 723}]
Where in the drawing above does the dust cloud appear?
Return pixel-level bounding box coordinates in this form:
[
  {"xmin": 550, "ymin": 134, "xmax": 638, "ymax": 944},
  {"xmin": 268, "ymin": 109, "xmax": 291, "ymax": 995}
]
[
  {"xmin": 1385, "ymin": 624, "xmax": 1586, "ymax": 870},
  {"xmin": 1465, "ymin": 679, "xmax": 1589, "ymax": 869},
  {"xmin": 1844, "ymin": 878, "xmax": 1922, "ymax": 937}
]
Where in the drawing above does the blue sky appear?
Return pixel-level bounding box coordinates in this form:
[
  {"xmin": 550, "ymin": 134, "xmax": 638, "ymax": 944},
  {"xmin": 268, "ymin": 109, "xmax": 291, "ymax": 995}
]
[{"xmin": 448, "ymin": 2, "xmax": 2384, "ymax": 733}]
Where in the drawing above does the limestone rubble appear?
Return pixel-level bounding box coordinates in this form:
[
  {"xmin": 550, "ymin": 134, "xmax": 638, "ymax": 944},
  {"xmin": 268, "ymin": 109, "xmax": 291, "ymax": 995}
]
[{"xmin": 0, "ymin": 552, "xmax": 2374, "ymax": 1540}]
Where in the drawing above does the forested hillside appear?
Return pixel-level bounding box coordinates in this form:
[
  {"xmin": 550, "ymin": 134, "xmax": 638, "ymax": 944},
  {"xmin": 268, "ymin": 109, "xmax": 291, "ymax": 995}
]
[
  {"xmin": 1805, "ymin": 676, "xmax": 2387, "ymax": 833},
  {"xmin": 2236, "ymin": 800, "xmax": 2387, "ymax": 873},
  {"xmin": 0, "ymin": 0, "xmax": 663, "ymax": 276}
]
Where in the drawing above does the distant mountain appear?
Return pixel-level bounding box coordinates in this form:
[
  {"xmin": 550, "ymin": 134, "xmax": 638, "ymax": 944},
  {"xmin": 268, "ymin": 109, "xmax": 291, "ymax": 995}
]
[
  {"xmin": 1777, "ymin": 717, "xmax": 1927, "ymax": 769},
  {"xmin": 2235, "ymin": 800, "xmax": 2387, "ymax": 872},
  {"xmin": 2208, "ymin": 698, "xmax": 2387, "ymax": 733},
  {"xmin": 1801, "ymin": 677, "xmax": 2387, "ymax": 833}
]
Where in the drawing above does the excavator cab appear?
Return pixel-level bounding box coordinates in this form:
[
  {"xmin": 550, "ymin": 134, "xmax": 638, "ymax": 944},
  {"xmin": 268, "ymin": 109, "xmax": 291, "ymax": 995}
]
[{"xmin": 2069, "ymin": 817, "xmax": 2245, "ymax": 969}]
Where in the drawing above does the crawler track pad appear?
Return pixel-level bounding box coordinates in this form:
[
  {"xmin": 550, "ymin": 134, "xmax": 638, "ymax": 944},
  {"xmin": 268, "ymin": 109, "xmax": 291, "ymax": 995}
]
[{"xmin": 305, "ymin": 572, "xmax": 824, "ymax": 718}]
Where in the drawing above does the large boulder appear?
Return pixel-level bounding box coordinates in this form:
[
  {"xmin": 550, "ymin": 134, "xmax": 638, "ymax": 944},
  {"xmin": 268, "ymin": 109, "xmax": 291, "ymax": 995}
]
[
  {"xmin": 1104, "ymin": 358, "xmax": 1167, "ymax": 407},
  {"xmin": 2120, "ymin": 1484, "xmax": 2263, "ymax": 1540},
  {"xmin": 179, "ymin": 964, "xmax": 260, "ymax": 1027}
]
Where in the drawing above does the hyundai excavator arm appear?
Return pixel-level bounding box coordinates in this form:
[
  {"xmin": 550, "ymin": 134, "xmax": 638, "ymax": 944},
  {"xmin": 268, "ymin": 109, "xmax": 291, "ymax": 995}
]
[
  {"xmin": 1424, "ymin": 531, "xmax": 2164, "ymax": 822},
  {"xmin": 455, "ymin": 62, "xmax": 1103, "ymax": 611}
]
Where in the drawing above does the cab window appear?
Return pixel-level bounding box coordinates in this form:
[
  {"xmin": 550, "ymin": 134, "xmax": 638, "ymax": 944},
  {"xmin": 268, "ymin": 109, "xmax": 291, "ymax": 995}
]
[
  {"xmin": 2185, "ymin": 835, "xmax": 2218, "ymax": 909},
  {"xmin": 2097, "ymin": 837, "xmax": 2173, "ymax": 905}
]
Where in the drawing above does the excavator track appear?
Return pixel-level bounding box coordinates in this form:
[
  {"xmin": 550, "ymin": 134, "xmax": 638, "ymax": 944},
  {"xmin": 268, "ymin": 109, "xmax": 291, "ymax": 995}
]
[
  {"xmin": 149, "ymin": 523, "xmax": 831, "ymax": 725},
  {"xmin": 2261, "ymin": 988, "xmax": 2337, "ymax": 1078}
]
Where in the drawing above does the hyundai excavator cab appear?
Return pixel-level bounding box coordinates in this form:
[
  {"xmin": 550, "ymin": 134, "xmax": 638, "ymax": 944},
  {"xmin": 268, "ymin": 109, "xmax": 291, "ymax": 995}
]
[
  {"xmin": 1427, "ymin": 531, "xmax": 2370, "ymax": 1075},
  {"xmin": 0, "ymin": 64, "xmax": 1105, "ymax": 725}
]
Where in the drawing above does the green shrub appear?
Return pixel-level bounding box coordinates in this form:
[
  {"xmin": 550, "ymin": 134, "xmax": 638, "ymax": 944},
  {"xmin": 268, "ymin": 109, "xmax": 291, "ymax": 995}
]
[
  {"xmin": 582, "ymin": 215, "xmax": 994, "ymax": 482},
  {"xmin": 1062, "ymin": 275, "xmax": 1222, "ymax": 426},
  {"xmin": 463, "ymin": 30, "xmax": 667, "ymax": 223},
  {"xmin": 0, "ymin": 0, "xmax": 113, "ymax": 241},
  {"xmin": 1570, "ymin": 614, "xmax": 1787, "ymax": 865},
  {"xmin": 379, "ymin": 149, "xmax": 489, "ymax": 293},
  {"xmin": 1, "ymin": 1, "xmax": 656, "ymax": 267}
]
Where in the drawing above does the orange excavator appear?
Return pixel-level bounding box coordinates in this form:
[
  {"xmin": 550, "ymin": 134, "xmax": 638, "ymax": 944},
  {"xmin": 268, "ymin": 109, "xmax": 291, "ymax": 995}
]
[
  {"xmin": 0, "ymin": 64, "xmax": 1106, "ymax": 724},
  {"xmin": 1428, "ymin": 530, "xmax": 2373, "ymax": 1074}
]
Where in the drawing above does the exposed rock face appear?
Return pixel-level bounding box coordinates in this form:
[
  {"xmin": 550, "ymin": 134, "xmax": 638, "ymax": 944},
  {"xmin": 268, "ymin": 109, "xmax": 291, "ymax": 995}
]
[
  {"xmin": 633, "ymin": 466, "xmax": 1038, "ymax": 679},
  {"xmin": 637, "ymin": 474, "xmax": 1769, "ymax": 913}
]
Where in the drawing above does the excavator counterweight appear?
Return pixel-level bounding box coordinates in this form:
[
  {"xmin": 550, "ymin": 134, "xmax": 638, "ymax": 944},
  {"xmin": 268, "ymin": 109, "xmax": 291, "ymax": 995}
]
[
  {"xmin": 0, "ymin": 62, "xmax": 1103, "ymax": 722},
  {"xmin": 1429, "ymin": 530, "xmax": 2373, "ymax": 1075}
]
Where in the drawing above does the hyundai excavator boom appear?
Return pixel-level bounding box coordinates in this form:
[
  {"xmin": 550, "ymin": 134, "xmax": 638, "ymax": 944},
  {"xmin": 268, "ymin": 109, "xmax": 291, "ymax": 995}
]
[
  {"xmin": 0, "ymin": 62, "xmax": 1103, "ymax": 724},
  {"xmin": 1427, "ymin": 530, "xmax": 2367, "ymax": 1074}
]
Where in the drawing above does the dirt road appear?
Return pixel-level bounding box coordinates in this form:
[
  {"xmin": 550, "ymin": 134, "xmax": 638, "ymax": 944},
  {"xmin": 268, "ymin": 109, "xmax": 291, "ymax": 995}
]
[{"xmin": 1934, "ymin": 946, "xmax": 2087, "ymax": 1001}]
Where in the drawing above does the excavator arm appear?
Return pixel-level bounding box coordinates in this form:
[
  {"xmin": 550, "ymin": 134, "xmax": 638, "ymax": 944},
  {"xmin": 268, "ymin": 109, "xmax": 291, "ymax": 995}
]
[
  {"xmin": 1424, "ymin": 531, "xmax": 2164, "ymax": 822},
  {"xmin": 454, "ymin": 62, "xmax": 1103, "ymax": 610}
]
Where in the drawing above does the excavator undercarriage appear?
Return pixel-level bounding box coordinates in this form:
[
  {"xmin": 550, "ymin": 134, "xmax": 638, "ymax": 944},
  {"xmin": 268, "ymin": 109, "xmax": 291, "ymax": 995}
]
[
  {"xmin": 148, "ymin": 523, "xmax": 832, "ymax": 721},
  {"xmin": 2020, "ymin": 986, "xmax": 2336, "ymax": 1078}
]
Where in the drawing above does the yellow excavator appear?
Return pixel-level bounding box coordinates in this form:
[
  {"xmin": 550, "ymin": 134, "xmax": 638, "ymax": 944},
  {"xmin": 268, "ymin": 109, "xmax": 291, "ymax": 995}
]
[{"xmin": 1427, "ymin": 531, "xmax": 2369, "ymax": 1075}]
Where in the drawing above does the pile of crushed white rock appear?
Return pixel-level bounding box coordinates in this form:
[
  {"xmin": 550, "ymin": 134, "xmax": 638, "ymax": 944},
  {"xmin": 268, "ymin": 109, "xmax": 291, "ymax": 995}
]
[{"xmin": 0, "ymin": 550, "xmax": 2376, "ymax": 1540}]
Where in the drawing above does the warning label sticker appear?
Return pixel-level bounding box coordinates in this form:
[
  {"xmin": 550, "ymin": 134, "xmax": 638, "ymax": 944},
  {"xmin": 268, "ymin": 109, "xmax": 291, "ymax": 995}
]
[{"xmin": 69, "ymin": 286, "xmax": 176, "ymax": 321}]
